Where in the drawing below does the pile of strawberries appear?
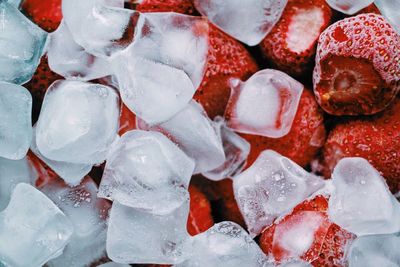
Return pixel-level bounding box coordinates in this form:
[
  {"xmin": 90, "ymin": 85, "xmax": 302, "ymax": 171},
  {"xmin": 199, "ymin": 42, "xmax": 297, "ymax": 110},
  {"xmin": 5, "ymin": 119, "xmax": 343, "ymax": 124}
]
[{"xmin": 21, "ymin": 0, "xmax": 400, "ymax": 266}]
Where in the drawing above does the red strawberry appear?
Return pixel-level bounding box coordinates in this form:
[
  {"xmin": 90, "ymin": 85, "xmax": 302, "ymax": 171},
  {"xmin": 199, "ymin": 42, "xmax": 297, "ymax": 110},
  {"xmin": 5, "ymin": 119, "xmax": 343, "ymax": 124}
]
[
  {"xmin": 313, "ymin": 13, "xmax": 400, "ymax": 115},
  {"xmin": 24, "ymin": 57, "xmax": 63, "ymax": 123},
  {"xmin": 126, "ymin": 0, "xmax": 197, "ymax": 15},
  {"xmin": 241, "ymin": 88, "xmax": 325, "ymax": 168},
  {"xmin": 21, "ymin": 0, "xmax": 62, "ymax": 32},
  {"xmin": 260, "ymin": 0, "xmax": 332, "ymax": 76},
  {"xmin": 187, "ymin": 185, "xmax": 214, "ymax": 236},
  {"xmin": 119, "ymin": 104, "xmax": 137, "ymax": 136},
  {"xmin": 259, "ymin": 196, "xmax": 355, "ymax": 266},
  {"xmin": 323, "ymin": 98, "xmax": 400, "ymax": 192},
  {"xmin": 26, "ymin": 151, "xmax": 59, "ymax": 188}
]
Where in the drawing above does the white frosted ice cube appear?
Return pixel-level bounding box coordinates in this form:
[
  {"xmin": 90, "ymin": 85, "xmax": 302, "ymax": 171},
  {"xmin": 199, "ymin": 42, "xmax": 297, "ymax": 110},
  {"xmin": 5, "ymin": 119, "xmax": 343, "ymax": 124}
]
[
  {"xmin": 174, "ymin": 221, "xmax": 270, "ymax": 267},
  {"xmin": 0, "ymin": 2, "xmax": 47, "ymax": 84},
  {"xmin": 375, "ymin": 0, "xmax": 400, "ymax": 33},
  {"xmin": 36, "ymin": 80, "xmax": 120, "ymax": 165},
  {"xmin": 225, "ymin": 69, "xmax": 303, "ymax": 138},
  {"xmin": 328, "ymin": 157, "xmax": 400, "ymax": 236},
  {"xmin": 202, "ymin": 117, "xmax": 250, "ymax": 181},
  {"xmin": 326, "ymin": 0, "xmax": 374, "ymax": 15},
  {"xmin": 47, "ymin": 21, "xmax": 111, "ymax": 81},
  {"xmin": 233, "ymin": 150, "xmax": 325, "ymax": 236},
  {"xmin": 106, "ymin": 200, "xmax": 191, "ymax": 264},
  {"xmin": 98, "ymin": 130, "xmax": 195, "ymax": 214},
  {"xmin": 0, "ymin": 183, "xmax": 73, "ymax": 267},
  {"xmin": 41, "ymin": 177, "xmax": 110, "ymax": 267},
  {"xmin": 0, "ymin": 82, "xmax": 32, "ymax": 160},
  {"xmin": 0, "ymin": 157, "xmax": 36, "ymax": 211},
  {"xmin": 138, "ymin": 101, "xmax": 225, "ymax": 174},
  {"xmin": 194, "ymin": 0, "xmax": 287, "ymax": 46}
]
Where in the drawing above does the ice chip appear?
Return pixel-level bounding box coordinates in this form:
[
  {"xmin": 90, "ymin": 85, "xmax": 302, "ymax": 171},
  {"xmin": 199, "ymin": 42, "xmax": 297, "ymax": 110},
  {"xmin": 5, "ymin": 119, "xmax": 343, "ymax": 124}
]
[
  {"xmin": 348, "ymin": 233, "xmax": 400, "ymax": 267},
  {"xmin": 174, "ymin": 221, "xmax": 270, "ymax": 267},
  {"xmin": 98, "ymin": 130, "xmax": 195, "ymax": 214},
  {"xmin": 41, "ymin": 177, "xmax": 110, "ymax": 267},
  {"xmin": 0, "ymin": 157, "xmax": 35, "ymax": 211},
  {"xmin": 138, "ymin": 101, "xmax": 225, "ymax": 173},
  {"xmin": 113, "ymin": 13, "xmax": 209, "ymax": 124},
  {"xmin": 225, "ymin": 69, "xmax": 304, "ymax": 138},
  {"xmin": 0, "ymin": 183, "xmax": 73, "ymax": 267},
  {"xmin": 0, "ymin": 1, "xmax": 47, "ymax": 84},
  {"xmin": 202, "ymin": 117, "xmax": 250, "ymax": 181},
  {"xmin": 233, "ymin": 150, "xmax": 325, "ymax": 236},
  {"xmin": 194, "ymin": 0, "xmax": 287, "ymax": 46},
  {"xmin": 375, "ymin": 0, "xmax": 400, "ymax": 33},
  {"xmin": 36, "ymin": 80, "xmax": 120, "ymax": 165},
  {"xmin": 106, "ymin": 200, "xmax": 190, "ymax": 264},
  {"xmin": 325, "ymin": 0, "xmax": 374, "ymax": 15},
  {"xmin": 0, "ymin": 82, "xmax": 32, "ymax": 160},
  {"xmin": 47, "ymin": 21, "xmax": 111, "ymax": 81},
  {"xmin": 328, "ymin": 157, "xmax": 400, "ymax": 236}
]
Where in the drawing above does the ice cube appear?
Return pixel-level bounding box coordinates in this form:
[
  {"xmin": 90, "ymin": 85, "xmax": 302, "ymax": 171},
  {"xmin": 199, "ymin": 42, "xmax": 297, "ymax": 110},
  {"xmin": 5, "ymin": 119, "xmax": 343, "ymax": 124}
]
[
  {"xmin": 328, "ymin": 157, "xmax": 400, "ymax": 236},
  {"xmin": 113, "ymin": 13, "xmax": 209, "ymax": 124},
  {"xmin": 348, "ymin": 233, "xmax": 400, "ymax": 267},
  {"xmin": 233, "ymin": 150, "xmax": 325, "ymax": 236},
  {"xmin": 97, "ymin": 262, "xmax": 131, "ymax": 267},
  {"xmin": 225, "ymin": 69, "xmax": 304, "ymax": 138},
  {"xmin": 0, "ymin": 82, "xmax": 32, "ymax": 160},
  {"xmin": 193, "ymin": 0, "xmax": 287, "ymax": 46},
  {"xmin": 40, "ymin": 177, "xmax": 110, "ymax": 267},
  {"xmin": 0, "ymin": 183, "xmax": 73, "ymax": 267},
  {"xmin": 279, "ymin": 259, "xmax": 313, "ymax": 267},
  {"xmin": 137, "ymin": 101, "xmax": 225, "ymax": 174},
  {"xmin": 106, "ymin": 200, "xmax": 191, "ymax": 264},
  {"xmin": 47, "ymin": 21, "xmax": 111, "ymax": 81},
  {"xmin": 36, "ymin": 80, "xmax": 120, "ymax": 165},
  {"xmin": 98, "ymin": 130, "xmax": 195, "ymax": 214},
  {"xmin": 325, "ymin": 0, "xmax": 374, "ymax": 15},
  {"xmin": 30, "ymin": 126, "xmax": 92, "ymax": 186},
  {"xmin": 375, "ymin": 0, "xmax": 400, "ymax": 33},
  {"xmin": 0, "ymin": 2, "xmax": 47, "ymax": 84},
  {"xmin": 0, "ymin": 157, "xmax": 36, "ymax": 211},
  {"xmin": 6, "ymin": 0, "xmax": 21, "ymax": 7},
  {"xmin": 174, "ymin": 221, "xmax": 270, "ymax": 267},
  {"xmin": 202, "ymin": 117, "xmax": 250, "ymax": 181}
]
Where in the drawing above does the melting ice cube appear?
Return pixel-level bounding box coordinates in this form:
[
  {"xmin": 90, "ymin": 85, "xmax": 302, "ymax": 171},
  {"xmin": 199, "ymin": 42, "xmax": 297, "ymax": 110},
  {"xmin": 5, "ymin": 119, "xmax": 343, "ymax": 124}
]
[
  {"xmin": 325, "ymin": 0, "xmax": 374, "ymax": 15},
  {"xmin": 36, "ymin": 80, "xmax": 120, "ymax": 165},
  {"xmin": 225, "ymin": 69, "xmax": 303, "ymax": 138},
  {"xmin": 233, "ymin": 150, "xmax": 324, "ymax": 236},
  {"xmin": 0, "ymin": 183, "xmax": 73, "ymax": 267}
]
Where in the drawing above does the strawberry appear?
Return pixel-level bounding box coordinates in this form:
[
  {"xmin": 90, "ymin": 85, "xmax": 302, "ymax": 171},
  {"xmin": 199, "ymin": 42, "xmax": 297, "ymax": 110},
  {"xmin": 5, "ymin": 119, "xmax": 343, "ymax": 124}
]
[
  {"xmin": 21, "ymin": 0, "xmax": 62, "ymax": 32},
  {"xmin": 24, "ymin": 57, "xmax": 63, "ymax": 123},
  {"xmin": 313, "ymin": 13, "xmax": 400, "ymax": 115},
  {"xmin": 323, "ymin": 98, "xmax": 400, "ymax": 192},
  {"xmin": 241, "ymin": 88, "xmax": 325, "ymax": 168},
  {"xmin": 260, "ymin": 0, "xmax": 332, "ymax": 77},
  {"xmin": 119, "ymin": 103, "xmax": 137, "ymax": 136},
  {"xmin": 259, "ymin": 196, "xmax": 355, "ymax": 266},
  {"xmin": 126, "ymin": 0, "xmax": 197, "ymax": 15},
  {"xmin": 26, "ymin": 151, "xmax": 59, "ymax": 188},
  {"xmin": 187, "ymin": 185, "xmax": 214, "ymax": 236}
]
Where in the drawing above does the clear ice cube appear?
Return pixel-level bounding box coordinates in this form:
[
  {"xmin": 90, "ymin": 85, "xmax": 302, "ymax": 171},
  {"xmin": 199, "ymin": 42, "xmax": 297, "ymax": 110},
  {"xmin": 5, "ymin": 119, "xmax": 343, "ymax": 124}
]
[
  {"xmin": 106, "ymin": 200, "xmax": 190, "ymax": 264},
  {"xmin": 0, "ymin": 1, "xmax": 47, "ymax": 84},
  {"xmin": 97, "ymin": 262, "xmax": 131, "ymax": 267},
  {"xmin": 36, "ymin": 80, "xmax": 120, "ymax": 165},
  {"xmin": 225, "ymin": 69, "xmax": 304, "ymax": 138},
  {"xmin": 375, "ymin": 0, "xmax": 400, "ymax": 33},
  {"xmin": 193, "ymin": 0, "xmax": 287, "ymax": 46},
  {"xmin": 0, "ymin": 82, "xmax": 32, "ymax": 160},
  {"xmin": 174, "ymin": 221, "xmax": 270, "ymax": 267},
  {"xmin": 202, "ymin": 117, "xmax": 250, "ymax": 181},
  {"xmin": 0, "ymin": 157, "xmax": 35, "ymax": 211},
  {"xmin": 0, "ymin": 183, "xmax": 73, "ymax": 267},
  {"xmin": 40, "ymin": 177, "xmax": 110, "ymax": 267},
  {"xmin": 328, "ymin": 157, "xmax": 400, "ymax": 236},
  {"xmin": 233, "ymin": 150, "xmax": 325, "ymax": 236},
  {"xmin": 279, "ymin": 259, "xmax": 313, "ymax": 267},
  {"xmin": 137, "ymin": 101, "xmax": 225, "ymax": 174},
  {"xmin": 325, "ymin": 0, "xmax": 374, "ymax": 15},
  {"xmin": 98, "ymin": 130, "xmax": 195, "ymax": 214},
  {"xmin": 47, "ymin": 21, "xmax": 111, "ymax": 81}
]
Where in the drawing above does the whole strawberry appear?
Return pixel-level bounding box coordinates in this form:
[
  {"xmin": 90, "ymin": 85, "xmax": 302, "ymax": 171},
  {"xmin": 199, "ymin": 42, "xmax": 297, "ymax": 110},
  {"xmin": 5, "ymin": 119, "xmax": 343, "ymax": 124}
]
[
  {"xmin": 260, "ymin": 0, "xmax": 332, "ymax": 77},
  {"xmin": 21, "ymin": 0, "xmax": 62, "ymax": 32},
  {"xmin": 187, "ymin": 185, "xmax": 214, "ymax": 236},
  {"xmin": 128, "ymin": 0, "xmax": 197, "ymax": 15},
  {"xmin": 313, "ymin": 13, "xmax": 400, "ymax": 115}
]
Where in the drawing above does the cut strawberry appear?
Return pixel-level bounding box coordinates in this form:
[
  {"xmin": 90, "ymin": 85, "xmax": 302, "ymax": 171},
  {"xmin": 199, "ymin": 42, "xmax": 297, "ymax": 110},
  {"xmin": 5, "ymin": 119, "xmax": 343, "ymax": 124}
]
[
  {"xmin": 21, "ymin": 0, "xmax": 62, "ymax": 32},
  {"xmin": 260, "ymin": 0, "xmax": 332, "ymax": 76},
  {"xmin": 313, "ymin": 13, "xmax": 400, "ymax": 115},
  {"xmin": 187, "ymin": 185, "xmax": 214, "ymax": 236},
  {"xmin": 241, "ymin": 88, "xmax": 325, "ymax": 168}
]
